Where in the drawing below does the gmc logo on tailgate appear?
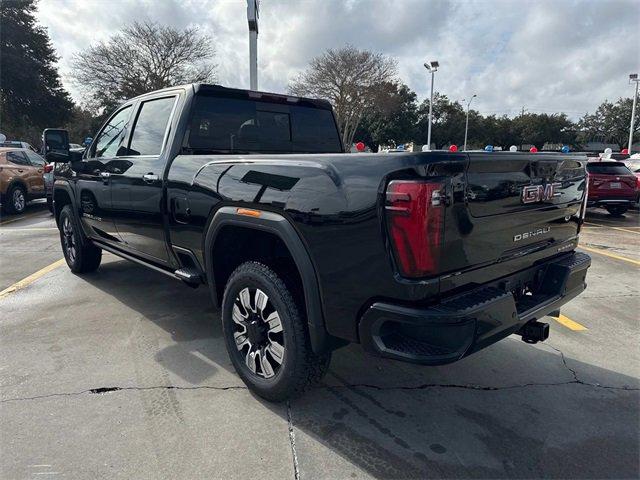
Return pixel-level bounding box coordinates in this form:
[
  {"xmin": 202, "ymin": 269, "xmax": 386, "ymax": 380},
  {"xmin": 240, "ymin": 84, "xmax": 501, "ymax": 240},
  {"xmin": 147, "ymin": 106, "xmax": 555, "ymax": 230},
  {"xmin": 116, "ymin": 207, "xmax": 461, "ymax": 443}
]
[{"xmin": 521, "ymin": 182, "xmax": 562, "ymax": 204}]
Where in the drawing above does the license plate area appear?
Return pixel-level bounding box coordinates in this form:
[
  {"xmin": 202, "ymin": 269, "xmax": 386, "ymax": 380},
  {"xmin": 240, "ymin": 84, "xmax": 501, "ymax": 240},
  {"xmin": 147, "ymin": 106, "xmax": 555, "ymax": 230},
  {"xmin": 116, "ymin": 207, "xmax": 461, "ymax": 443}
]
[{"xmin": 609, "ymin": 182, "xmax": 622, "ymax": 189}]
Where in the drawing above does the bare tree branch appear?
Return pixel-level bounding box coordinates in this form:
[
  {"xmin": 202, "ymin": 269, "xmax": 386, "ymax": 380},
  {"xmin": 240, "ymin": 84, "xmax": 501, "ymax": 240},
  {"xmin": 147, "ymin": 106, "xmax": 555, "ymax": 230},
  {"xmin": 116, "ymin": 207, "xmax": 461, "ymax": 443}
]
[
  {"xmin": 70, "ymin": 21, "xmax": 216, "ymax": 112},
  {"xmin": 289, "ymin": 45, "xmax": 397, "ymax": 146}
]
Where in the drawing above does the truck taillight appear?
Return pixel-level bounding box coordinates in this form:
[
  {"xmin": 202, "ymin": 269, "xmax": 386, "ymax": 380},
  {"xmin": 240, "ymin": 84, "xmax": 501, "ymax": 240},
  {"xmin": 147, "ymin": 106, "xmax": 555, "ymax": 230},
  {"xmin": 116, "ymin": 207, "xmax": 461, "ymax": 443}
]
[{"xmin": 385, "ymin": 180, "xmax": 445, "ymax": 278}]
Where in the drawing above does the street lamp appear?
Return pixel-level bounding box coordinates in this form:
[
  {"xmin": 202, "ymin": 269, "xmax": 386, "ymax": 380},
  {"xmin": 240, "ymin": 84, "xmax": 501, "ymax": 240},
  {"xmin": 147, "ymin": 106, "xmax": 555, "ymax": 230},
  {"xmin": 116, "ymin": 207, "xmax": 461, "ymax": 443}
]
[
  {"xmin": 247, "ymin": 0, "xmax": 259, "ymax": 90},
  {"xmin": 628, "ymin": 73, "xmax": 639, "ymax": 154},
  {"xmin": 462, "ymin": 94, "xmax": 477, "ymax": 151},
  {"xmin": 423, "ymin": 60, "xmax": 439, "ymax": 151}
]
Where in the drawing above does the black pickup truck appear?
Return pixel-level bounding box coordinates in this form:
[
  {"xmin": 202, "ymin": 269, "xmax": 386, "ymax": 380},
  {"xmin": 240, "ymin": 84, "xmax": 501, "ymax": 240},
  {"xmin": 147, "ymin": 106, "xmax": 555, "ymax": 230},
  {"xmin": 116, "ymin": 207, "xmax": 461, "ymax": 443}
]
[{"xmin": 43, "ymin": 84, "xmax": 590, "ymax": 401}]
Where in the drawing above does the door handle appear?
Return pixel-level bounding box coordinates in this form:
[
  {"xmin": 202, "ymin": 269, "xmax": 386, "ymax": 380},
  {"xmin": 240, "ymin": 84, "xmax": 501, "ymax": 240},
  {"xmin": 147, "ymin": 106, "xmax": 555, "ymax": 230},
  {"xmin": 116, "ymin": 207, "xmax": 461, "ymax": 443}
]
[
  {"xmin": 18, "ymin": 169, "xmax": 24, "ymax": 173},
  {"xmin": 143, "ymin": 173, "xmax": 159, "ymax": 183}
]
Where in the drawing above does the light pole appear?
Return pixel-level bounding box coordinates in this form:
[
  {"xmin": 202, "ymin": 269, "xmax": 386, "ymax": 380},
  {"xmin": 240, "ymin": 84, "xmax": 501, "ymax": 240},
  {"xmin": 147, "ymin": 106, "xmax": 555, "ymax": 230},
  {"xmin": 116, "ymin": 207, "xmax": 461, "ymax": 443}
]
[
  {"xmin": 423, "ymin": 60, "xmax": 439, "ymax": 150},
  {"xmin": 463, "ymin": 94, "xmax": 476, "ymax": 151},
  {"xmin": 628, "ymin": 73, "xmax": 639, "ymax": 154},
  {"xmin": 247, "ymin": 0, "xmax": 259, "ymax": 90}
]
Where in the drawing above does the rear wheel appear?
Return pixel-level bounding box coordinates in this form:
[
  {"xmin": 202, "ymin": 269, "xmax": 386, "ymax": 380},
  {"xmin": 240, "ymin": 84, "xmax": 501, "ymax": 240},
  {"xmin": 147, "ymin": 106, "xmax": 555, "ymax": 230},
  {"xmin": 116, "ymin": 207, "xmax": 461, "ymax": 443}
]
[
  {"xmin": 59, "ymin": 205, "xmax": 102, "ymax": 273},
  {"xmin": 605, "ymin": 205, "xmax": 628, "ymax": 216},
  {"xmin": 6, "ymin": 185, "xmax": 26, "ymax": 214},
  {"xmin": 221, "ymin": 261, "xmax": 330, "ymax": 402}
]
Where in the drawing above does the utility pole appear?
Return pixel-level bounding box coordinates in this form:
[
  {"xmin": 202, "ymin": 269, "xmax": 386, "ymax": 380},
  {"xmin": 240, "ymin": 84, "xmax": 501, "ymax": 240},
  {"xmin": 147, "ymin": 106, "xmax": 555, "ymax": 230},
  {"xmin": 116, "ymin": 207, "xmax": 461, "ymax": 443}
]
[
  {"xmin": 463, "ymin": 94, "xmax": 477, "ymax": 151},
  {"xmin": 628, "ymin": 73, "xmax": 639, "ymax": 154},
  {"xmin": 247, "ymin": 0, "xmax": 259, "ymax": 91},
  {"xmin": 423, "ymin": 60, "xmax": 439, "ymax": 151}
]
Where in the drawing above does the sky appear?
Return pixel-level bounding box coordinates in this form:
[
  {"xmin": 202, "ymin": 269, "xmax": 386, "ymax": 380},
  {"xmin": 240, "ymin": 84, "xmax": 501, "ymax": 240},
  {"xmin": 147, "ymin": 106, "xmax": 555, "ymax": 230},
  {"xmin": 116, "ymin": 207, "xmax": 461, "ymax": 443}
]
[{"xmin": 37, "ymin": 0, "xmax": 640, "ymax": 119}]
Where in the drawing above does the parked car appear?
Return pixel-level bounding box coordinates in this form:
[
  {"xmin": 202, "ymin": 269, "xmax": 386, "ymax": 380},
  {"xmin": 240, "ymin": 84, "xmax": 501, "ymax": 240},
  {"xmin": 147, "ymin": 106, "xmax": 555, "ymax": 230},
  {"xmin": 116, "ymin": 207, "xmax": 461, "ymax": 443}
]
[
  {"xmin": 44, "ymin": 83, "xmax": 591, "ymax": 401},
  {"xmin": 586, "ymin": 161, "xmax": 637, "ymax": 215},
  {"xmin": 0, "ymin": 147, "xmax": 47, "ymax": 214}
]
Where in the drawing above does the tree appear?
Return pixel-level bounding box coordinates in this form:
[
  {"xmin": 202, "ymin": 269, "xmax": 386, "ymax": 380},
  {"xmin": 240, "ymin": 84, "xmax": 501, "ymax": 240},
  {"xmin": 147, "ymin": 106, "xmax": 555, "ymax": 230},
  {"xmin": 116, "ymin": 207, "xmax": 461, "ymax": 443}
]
[
  {"xmin": 289, "ymin": 45, "xmax": 397, "ymax": 147},
  {"xmin": 0, "ymin": 0, "xmax": 73, "ymax": 145},
  {"xmin": 578, "ymin": 98, "xmax": 639, "ymax": 149},
  {"xmin": 71, "ymin": 21, "xmax": 216, "ymax": 112},
  {"xmin": 415, "ymin": 93, "xmax": 467, "ymax": 149},
  {"xmin": 512, "ymin": 113, "xmax": 577, "ymax": 149},
  {"xmin": 354, "ymin": 82, "xmax": 418, "ymax": 149}
]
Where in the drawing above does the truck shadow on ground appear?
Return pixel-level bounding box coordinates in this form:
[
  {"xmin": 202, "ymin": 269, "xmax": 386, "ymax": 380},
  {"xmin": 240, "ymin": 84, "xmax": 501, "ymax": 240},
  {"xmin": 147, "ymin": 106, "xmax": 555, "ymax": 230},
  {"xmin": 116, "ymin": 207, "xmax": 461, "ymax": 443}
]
[{"xmin": 84, "ymin": 259, "xmax": 639, "ymax": 479}]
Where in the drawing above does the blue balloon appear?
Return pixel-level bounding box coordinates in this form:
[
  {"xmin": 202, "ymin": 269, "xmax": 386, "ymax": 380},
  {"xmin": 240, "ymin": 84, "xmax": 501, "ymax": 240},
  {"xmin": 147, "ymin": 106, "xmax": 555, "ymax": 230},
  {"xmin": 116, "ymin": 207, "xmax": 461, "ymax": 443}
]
[
  {"xmin": 484, "ymin": 145, "xmax": 494, "ymax": 152},
  {"xmin": 561, "ymin": 145, "xmax": 570, "ymax": 153}
]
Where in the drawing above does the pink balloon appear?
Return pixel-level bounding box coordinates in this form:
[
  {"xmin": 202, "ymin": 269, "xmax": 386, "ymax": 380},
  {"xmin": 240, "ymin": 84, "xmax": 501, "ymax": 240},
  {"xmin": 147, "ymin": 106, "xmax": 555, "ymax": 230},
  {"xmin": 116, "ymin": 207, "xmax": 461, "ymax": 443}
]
[
  {"xmin": 530, "ymin": 146, "xmax": 538, "ymax": 153},
  {"xmin": 355, "ymin": 142, "xmax": 365, "ymax": 152},
  {"xmin": 621, "ymin": 148, "xmax": 629, "ymax": 154},
  {"xmin": 449, "ymin": 144, "xmax": 458, "ymax": 152}
]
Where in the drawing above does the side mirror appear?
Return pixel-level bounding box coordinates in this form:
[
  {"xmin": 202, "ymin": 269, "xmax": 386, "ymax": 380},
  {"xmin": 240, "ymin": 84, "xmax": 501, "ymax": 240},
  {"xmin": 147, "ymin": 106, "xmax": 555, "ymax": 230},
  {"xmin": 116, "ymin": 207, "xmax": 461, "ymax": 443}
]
[{"xmin": 42, "ymin": 128, "xmax": 70, "ymax": 162}]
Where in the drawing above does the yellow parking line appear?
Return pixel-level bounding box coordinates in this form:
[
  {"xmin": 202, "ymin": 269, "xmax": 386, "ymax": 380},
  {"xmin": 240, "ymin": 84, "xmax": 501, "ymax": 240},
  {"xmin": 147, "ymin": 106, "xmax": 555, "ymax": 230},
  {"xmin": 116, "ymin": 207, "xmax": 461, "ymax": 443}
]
[
  {"xmin": 0, "ymin": 259, "xmax": 66, "ymax": 300},
  {"xmin": 584, "ymin": 222, "xmax": 640, "ymax": 235},
  {"xmin": 579, "ymin": 245, "xmax": 640, "ymax": 267},
  {"xmin": 554, "ymin": 314, "xmax": 588, "ymax": 331}
]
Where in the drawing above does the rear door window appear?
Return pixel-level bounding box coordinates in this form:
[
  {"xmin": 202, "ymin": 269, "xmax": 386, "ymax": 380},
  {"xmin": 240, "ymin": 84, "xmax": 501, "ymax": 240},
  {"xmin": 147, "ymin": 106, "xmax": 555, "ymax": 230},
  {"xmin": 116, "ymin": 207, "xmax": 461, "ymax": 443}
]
[
  {"xmin": 128, "ymin": 96, "xmax": 176, "ymax": 156},
  {"xmin": 25, "ymin": 151, "xmax": 46, "ymax": 167}
]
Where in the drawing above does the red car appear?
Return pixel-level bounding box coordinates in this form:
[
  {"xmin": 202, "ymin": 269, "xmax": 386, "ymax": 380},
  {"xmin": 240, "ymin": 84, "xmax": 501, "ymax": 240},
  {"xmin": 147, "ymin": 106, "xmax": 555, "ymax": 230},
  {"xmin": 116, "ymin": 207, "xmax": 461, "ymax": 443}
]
[{"xmin": 586, "ymin": 161, "xmax": 637, "ymax": 216}]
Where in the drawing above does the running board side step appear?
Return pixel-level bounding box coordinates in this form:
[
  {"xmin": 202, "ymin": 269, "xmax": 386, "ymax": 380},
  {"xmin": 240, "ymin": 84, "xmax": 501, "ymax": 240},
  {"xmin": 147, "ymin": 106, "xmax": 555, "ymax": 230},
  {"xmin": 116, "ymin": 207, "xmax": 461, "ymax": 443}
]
[
  {"xmin": 93, "ymin": 240, "xmax": 204, "ymax": 288},
  {"xmin": 175, "ymin": 268, "xmax": 202, "ymax": 286}
]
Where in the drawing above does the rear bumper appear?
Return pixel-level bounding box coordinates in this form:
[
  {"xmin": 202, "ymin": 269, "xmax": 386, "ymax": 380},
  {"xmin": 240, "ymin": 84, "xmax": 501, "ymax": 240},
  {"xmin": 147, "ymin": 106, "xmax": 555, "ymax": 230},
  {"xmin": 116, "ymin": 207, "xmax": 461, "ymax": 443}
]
[
  {"xmin": 359, "ymin": 251, "xmax": 590, "ymax": 365},
  {"xmin": 587, "ymin": 198, "xmax": 634, "ymax": 207}
]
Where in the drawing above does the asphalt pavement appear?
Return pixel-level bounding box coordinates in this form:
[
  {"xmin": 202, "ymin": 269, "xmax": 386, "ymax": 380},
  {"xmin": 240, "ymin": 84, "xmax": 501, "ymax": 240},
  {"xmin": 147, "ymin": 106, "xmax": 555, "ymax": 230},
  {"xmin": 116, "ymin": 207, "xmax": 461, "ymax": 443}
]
[{"xmin": 0, "ymin": 205, "xmax": 638, "ymax": 479}]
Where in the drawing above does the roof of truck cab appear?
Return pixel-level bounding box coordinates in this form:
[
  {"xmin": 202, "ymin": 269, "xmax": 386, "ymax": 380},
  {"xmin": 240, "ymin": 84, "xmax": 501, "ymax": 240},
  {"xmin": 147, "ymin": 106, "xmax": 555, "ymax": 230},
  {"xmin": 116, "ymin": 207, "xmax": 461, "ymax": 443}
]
[{"xmin": 130, "ymin": 83, "xmax": 333, "ymax": 110}]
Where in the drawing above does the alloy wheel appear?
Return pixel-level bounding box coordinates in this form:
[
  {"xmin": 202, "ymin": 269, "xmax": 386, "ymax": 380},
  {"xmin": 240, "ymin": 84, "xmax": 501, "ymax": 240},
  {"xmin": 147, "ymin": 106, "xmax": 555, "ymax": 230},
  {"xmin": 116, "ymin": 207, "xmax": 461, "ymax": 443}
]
[
  {"xmin": 232, "ymin": 287, "xmax": 285, "ymax": 379},
  {"xmin": 62, "ymin": 216, "xmax": 76, "ymax": 263},
  {"xmin": 13, "ymin": 189, "xmax": 25, "ymax": 212}
]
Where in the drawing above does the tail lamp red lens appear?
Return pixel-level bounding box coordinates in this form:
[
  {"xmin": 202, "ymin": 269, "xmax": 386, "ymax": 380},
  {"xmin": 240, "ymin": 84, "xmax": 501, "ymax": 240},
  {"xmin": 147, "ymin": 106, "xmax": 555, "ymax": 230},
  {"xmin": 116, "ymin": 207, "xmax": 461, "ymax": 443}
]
[
  {"xmin": 44, "ymin": 164, "xmax": 53, "ymax": 173},
  {"xmin": 385, "ymin": 180, "xmax": 445, "ymax": 278}
]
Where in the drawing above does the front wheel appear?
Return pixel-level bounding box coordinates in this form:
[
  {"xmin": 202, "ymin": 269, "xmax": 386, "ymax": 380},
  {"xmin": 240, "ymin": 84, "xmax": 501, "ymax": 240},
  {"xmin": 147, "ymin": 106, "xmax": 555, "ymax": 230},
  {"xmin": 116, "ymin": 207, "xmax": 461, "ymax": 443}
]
[
  {"xmin": 59, "ymin": 205, "xmax": 102, "ymax": 273},
  {"xmin": 605, "ymin": 205, "xmax": 628, "ymax": 216},
  {"xmin": 6, "ymin": 185, "xmax": 26, "ymax": 214},
  {"xmin": 222, "ymin": 261, "xmax": 330, "ymax": 402}
]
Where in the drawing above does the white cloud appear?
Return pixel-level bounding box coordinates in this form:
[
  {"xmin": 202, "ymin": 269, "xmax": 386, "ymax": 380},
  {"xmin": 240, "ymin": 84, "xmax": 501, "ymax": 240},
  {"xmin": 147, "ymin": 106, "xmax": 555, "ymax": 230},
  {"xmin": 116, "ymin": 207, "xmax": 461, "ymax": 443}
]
[{"xmin": 37, "ymin": 0, "xmax": 640, "ymax": 118}]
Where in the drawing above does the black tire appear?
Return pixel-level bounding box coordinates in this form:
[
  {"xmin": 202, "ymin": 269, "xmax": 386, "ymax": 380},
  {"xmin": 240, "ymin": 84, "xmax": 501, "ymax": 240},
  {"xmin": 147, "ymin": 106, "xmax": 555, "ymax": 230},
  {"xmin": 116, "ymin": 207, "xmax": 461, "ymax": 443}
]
[
  {"xmin": 605, "ymin": 205, "xmax": 628, "ymax": 217},
  {"xmin": 221, "ymin": 261, "xmax": 330, "ymax": 402},
  {"xmin": 5, "ymin": 184, "xmax": 26, "ymax": 214},
  {"xmin": 59, "ymin": 205, "xmax": 102, "ymax": 273}
]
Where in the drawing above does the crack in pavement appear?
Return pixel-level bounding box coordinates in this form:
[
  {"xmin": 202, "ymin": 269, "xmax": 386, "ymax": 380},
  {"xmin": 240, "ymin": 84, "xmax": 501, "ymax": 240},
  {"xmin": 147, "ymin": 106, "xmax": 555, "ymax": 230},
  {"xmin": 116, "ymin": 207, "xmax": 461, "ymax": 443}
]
[
  {"xmin": 286, "ymin": 401, "xmax": 301, "ymax": 480},
  {"xmin": 0, "ymin": 384, "xmax": 247, "ymax": 404},
  {"xmin": 2, "ymin": 344, "xmax": 638, "ymax": 404}
]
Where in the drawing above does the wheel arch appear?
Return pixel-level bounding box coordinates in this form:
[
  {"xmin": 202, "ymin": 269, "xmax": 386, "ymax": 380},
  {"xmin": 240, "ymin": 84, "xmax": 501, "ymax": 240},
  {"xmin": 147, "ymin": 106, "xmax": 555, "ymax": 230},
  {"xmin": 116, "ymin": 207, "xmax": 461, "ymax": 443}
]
[
  {"xmin": 204, "ymin": 206, "xmax": 331, "ymax": 354},
  {"xmin": 53, "ymin": 185, "xmax": 74, "ymax": 226}
]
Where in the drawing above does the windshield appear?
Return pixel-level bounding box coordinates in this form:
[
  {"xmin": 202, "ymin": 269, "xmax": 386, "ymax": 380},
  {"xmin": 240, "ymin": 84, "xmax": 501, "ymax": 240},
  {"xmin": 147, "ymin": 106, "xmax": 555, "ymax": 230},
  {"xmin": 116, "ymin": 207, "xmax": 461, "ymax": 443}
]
[
  {"xmin": 187, "ymin": 95, "xmax": 342, "ymax": 154},
  {"xmin": 586, "ymin": 163, "xmax": 632, "ymax": 175}
]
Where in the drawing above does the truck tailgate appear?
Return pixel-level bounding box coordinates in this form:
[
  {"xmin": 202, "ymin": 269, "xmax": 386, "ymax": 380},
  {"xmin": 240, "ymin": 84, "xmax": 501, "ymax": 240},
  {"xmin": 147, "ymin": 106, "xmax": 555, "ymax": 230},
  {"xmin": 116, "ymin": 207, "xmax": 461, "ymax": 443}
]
[{"xmin": 439, "ymin": 153, "xmax": 586, "ymax": 281}]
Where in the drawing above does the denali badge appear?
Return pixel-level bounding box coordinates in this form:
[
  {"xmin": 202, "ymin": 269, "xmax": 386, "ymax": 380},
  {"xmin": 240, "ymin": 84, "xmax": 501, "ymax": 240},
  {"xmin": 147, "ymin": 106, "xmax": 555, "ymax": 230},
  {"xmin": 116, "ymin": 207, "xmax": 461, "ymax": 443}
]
[
  {"xmin": 521, "ymin": 182, "xmax": 562, "ymax": 204},
  {"xmin": 514, "ymin": 226, "xmax": 550, "ymax": 242}
]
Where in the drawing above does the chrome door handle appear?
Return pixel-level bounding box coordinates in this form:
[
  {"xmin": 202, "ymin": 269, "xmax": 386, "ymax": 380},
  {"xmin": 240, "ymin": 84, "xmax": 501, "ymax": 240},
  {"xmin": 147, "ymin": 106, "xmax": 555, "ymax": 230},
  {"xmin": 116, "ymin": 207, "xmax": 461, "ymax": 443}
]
[{"xmin": 143, "ymin": 173, "xmax": 159, "ymax": 183}]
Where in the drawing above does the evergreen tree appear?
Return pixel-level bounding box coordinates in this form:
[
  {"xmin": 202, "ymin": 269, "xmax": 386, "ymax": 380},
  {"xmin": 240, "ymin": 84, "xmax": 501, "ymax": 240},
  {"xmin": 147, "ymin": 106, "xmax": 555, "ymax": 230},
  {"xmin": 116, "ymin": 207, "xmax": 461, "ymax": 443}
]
[{"xmin": 0, "ymin": 0, "xmax": 73, "ymax": 145}]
